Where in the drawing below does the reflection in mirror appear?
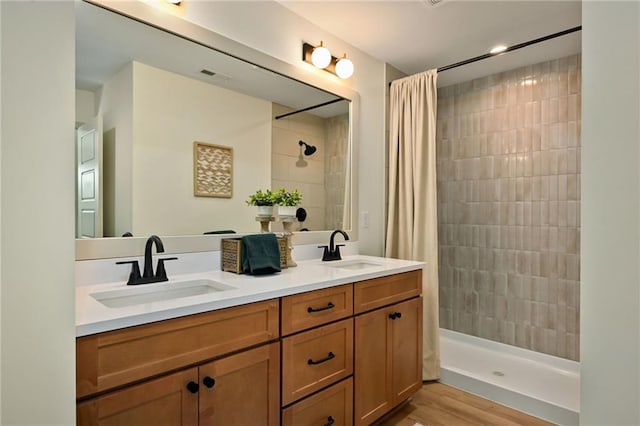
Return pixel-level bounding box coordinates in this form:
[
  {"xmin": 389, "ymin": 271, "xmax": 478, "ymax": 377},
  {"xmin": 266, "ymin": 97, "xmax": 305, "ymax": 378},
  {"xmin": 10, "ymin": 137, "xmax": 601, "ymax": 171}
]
[{"xmin": 75, "ymin": 1, "xmax": 351, "ymax": 239}]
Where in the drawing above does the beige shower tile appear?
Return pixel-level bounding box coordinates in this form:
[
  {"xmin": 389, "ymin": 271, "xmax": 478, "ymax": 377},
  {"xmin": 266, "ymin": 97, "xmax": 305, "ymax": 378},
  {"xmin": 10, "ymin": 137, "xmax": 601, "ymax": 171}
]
[
  {"xmin": 566, "ymin": 333, "xmax": 578, "ymax": 361},
  {"xmin": 531, "ymin": 201, "xmax": 541, "ymax": 226},
  {"xmin": 556, "ymin": 252, "xmax": 567, "ymax": 278},
  {"xmin": 540, "ymin": 200, "xmax": 549, "ymax": 226},
  {"xmin": 556, "ymin": 332, "xmax": 567, "ymax": 358},
  {"xmin": 549, "ymin": 227, "xmax": 559, "ymax": 253},
  {"xmin": 558, "ymin": 201, "xmax": 568, "ymax": 227},
  {"xmin": 532, "ymin": 326, "xmax": 546, "ymax": 353},
  {"xmin": 568, "ymin": 94, "xmax": 579, "ymax": 121},
  {"xmin": 567, "ymin": 201, "xmax": 578, "ymax": 226},
  {"xmin": 567, "ymin": 228, "xmax": 579, "ymax": 254},
  {"xmin": 558, "ymin": 175, "xmax": 568, "ymax": 201},
  {"xmin": 569, "ymin": 69, "xmax": 580, "ymax": 94},
  {"xmin": 567, "ymin": 255, "xmax": 580, "ymax": 281},
  {"xmin": 549, "ymin": 201, "xmax": 558, "ymax": 226},
  {"xmin": 523, "ymin": 202, "xmax": 532, "ymax": 227},
  {"xmin": 548, "ymin": 175, "xmax": 558, "ymax": 201}
]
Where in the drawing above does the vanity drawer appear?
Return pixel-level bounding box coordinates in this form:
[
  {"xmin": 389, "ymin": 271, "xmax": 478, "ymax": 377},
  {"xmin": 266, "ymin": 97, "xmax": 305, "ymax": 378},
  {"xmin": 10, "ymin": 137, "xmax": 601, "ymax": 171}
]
[
  {"xmin": 282, "ymin": 377, "xmax": 353, "ymax": 426},
  {"xmin": 282, "ymin": 318, "xmax": 353, "ymax": 405},
  {"xmin": 354, "ymin": 270, "xmax": 422, "ymax": 314},
  {"xmin": 76, "ymin": 299, "xmax": 279, "ymax": 399},
  {"xmin": 281, "ymin": 284, "xmax": 353, "ymax": 336}
]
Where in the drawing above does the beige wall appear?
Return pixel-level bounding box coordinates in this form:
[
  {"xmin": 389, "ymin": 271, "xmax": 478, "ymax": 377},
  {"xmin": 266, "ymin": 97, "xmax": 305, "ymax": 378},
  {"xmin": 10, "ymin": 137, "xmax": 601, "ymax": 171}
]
[
  {"xmin": 182, "ymin": 1, "xmax": 385, "ymax": 254},
  {"xmin": 581, "ymin": 2, "xmax": 640, "ymax": 423},
  {"xmin": 0, "ymin": 1, "xmax": 76, "ymax": 423},
  {"xmin": 437, "ymin": 55, "xmax": 582, "ymax": 361},
  {"xmin": 272, "ymin": 104, "xmax": 326, "ymax": 231},
  {"xmin": 133, "ymin": 62, "xmax": 271, "ymax": 236}
]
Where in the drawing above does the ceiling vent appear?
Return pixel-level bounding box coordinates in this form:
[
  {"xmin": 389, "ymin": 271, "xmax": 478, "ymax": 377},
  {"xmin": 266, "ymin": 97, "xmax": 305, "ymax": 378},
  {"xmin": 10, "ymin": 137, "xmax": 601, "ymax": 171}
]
[{"xmin": 200, "ymin": 69, "xmax": 216, "ymax": 76}]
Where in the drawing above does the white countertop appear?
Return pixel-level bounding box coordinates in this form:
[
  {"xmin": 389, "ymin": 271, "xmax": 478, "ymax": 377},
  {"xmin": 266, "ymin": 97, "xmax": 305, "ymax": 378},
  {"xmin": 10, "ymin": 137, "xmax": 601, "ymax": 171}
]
[{"xmin": 76, "ymin": 255, "xmax": 425, "ymax": 337}]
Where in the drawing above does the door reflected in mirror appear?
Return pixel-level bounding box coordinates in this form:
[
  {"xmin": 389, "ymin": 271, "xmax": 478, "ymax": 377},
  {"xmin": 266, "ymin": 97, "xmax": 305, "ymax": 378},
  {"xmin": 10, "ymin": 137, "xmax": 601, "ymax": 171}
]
[{"xmin": 75, "ymin": 1, "xmax": 351, "ymax": 238}]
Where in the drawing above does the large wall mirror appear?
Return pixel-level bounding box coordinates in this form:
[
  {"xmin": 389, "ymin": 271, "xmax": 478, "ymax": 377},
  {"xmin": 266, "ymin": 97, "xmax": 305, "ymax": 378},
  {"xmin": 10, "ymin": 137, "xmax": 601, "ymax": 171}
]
[{"xmin": 75, "ymin": 1, "xmax": 355, "ymax": 253}]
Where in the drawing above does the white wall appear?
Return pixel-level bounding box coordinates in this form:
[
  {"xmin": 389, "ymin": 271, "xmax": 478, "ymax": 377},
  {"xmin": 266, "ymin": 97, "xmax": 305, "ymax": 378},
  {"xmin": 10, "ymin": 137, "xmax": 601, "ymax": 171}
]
[
  {"xmin": 0, "ymin": 1, "xmax": 75, "ymax": 424},
  {"xmin": 182, "ymin": 1, "xmax": 387, "ymax": 255},
  {"xmin": 133, "ymin": 62, "xmax": 271, "ymax": 236},
  {"xmin": 100, "ymin": 63, "xmax": 134, "ymax": 236},
  {"xmin": 581, "ymin": 2, "xmax": 640, "ymax": 424}
]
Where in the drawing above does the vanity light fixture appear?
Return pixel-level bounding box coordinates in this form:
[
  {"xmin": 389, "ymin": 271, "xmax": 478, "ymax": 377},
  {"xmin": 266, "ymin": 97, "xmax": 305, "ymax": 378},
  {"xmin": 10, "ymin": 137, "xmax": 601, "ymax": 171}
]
[
  {"xmin": 311, "ymin": 41, "xmax": 332, "ymax": 69},
  {"xmin": 335, "ymin": 54, "xmax": 354, "ymax": 79},
  {"xmin": 303, "ymin": 42, "xmax": 355, "ymax": 79},
  {"xmin": 166, "ymin": 0, "xmax": 182, "ymax": 4}
]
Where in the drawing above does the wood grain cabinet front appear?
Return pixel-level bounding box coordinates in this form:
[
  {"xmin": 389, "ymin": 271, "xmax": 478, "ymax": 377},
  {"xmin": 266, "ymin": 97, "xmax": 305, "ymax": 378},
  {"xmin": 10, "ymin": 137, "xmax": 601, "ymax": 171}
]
[
  {"xmin": 282, "ymin": 377, "xmax": 353, "ymax": 426},
  {"xmin": 77, "ymin": 299, "xmax": 279, "ymax": 399},
  {"xmin": 77, "ymin": 342, "xmax": 280, "ymax": 426},
  {"xmin": 281, "ymin": 284, "xmax": 353, "ymax": 336},
  {"xmin": 282, "ymin": 318, "xmax": 354, "ymax": 405},
  {"xmin": 354, "ymin": 296, "xmax": 423, "ymax": 426}
]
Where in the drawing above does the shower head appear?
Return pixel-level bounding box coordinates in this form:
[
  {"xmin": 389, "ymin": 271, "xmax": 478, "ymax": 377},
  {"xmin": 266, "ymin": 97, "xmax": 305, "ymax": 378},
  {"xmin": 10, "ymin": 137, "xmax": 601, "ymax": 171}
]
[{"xmin": 299, "ymin": 140, "xmax": 317, "ymax": 156}]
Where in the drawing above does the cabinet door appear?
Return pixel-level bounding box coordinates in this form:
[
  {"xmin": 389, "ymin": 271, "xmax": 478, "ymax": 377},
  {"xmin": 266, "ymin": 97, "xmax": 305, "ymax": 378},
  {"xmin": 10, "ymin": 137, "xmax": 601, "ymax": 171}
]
[
  {"xmin": 354, "ymin": 296, "xmax": 423, "ymax": 426},
  {"xmin": 391, "ymin": 296, "xmax": 423, "ymax": 403},
  {"xmin": 76, "ymin": 368, "xmax": 198, "ymax": 426},
  {"xmin": 198, "ymin": 342, "xmax": 280, "ymax": 426},
  {"xmin": 354, "ymin": 308, "xmax": 392, "ymax": 426}
]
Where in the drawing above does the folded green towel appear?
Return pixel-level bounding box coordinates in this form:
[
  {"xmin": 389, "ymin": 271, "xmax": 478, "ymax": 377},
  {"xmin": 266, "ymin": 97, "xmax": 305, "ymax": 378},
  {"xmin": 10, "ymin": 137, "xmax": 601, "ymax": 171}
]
[{"xmin": 241, "ymin": 233, "xmax": 281, "ymax": 275}]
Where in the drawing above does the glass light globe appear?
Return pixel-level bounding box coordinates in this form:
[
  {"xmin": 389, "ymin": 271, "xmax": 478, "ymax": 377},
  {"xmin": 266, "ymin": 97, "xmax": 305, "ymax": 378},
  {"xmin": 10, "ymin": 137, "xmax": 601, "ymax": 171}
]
[
  {"xmin": 311, "ymin": 43, "xmax": 332, "ymax": 69},
  {"xmin": 335, "ymin": 56, "xmax": 354, "ymax": 79}
]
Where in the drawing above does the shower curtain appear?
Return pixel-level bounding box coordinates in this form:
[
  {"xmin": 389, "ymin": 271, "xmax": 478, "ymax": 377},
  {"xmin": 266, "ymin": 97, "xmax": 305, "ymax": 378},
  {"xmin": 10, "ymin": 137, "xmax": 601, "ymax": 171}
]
[{"xmin": 386, "ymin": 69, "xmax": 440, "ymax": 380}]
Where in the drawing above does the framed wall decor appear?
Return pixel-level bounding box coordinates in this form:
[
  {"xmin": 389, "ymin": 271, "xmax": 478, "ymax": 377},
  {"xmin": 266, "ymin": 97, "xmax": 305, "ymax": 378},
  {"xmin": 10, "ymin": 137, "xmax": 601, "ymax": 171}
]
[{"xmin": 193, "ymin": 141, "xmax": 233, "ymax": 198}]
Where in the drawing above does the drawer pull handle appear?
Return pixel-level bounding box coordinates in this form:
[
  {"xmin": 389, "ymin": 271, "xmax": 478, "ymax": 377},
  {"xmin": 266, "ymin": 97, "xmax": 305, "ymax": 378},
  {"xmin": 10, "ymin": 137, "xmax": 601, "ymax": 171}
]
[
  {"xmin": 308, "ymin": 351, "xmax": 335, "ymax": 365},
  {"xmin": 324, "ymin": 416, "xmax": 335, "ymax": 426},
  {"xmin": 307, "ymin": 302, "xmax": 335, "ymax": 313},
  {"xmin": 186, "ymin": 381, "xmax": 199, "ymax": 394},
  {"xmin": 203, "ymin": 376, "xmax": 216, "ymax": 388},
  {"xmin": 389, "ymin": 312, "xmax": 403, "ymax": 320}
]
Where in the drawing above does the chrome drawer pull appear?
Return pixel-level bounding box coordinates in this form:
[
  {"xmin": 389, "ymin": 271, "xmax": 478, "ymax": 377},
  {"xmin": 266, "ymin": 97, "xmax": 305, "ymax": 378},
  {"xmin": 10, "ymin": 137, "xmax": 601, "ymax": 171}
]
[
  {"xmin": 324, "ymin": 416, "xmax": 335, "ymax": 426},
  {"xmin": 307, "ymin": 351, "xmax": 335, "ymax": 365},
  {"xmin": 307, "ymin": 302, "xmax": 335, "ymax": 313}
]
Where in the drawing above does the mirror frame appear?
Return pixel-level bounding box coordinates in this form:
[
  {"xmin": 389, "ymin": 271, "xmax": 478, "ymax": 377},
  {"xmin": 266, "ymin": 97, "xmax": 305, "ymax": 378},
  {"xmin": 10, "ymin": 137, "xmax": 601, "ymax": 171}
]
[{"xmin": 75, "ymin": 0, "xmax": 359, "ymax": 260}]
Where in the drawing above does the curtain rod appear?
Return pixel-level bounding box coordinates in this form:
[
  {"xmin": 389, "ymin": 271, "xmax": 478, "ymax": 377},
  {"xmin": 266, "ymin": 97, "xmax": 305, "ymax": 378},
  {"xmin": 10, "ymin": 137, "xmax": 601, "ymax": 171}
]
[
  {"xmin": 389, "ymin": 26, "xmax": 582, "ymax": 86},
  {"xmin": 275, "ymin": 98, "xmax": 345, "ymax": 120}
]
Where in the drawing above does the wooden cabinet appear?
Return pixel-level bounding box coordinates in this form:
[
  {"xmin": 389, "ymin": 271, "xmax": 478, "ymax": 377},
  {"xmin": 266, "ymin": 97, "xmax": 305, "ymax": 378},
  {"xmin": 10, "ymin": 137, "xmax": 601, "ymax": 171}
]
[
  {"xmin": 77, "ymin": 299, "xmax": 279, "ymax": 399},
  {"xmin": 282, "ymin": 318, "xmax": 354, "ymax": 405},
  {"xmin": 281, "ymin": 284, "xmax": 353, "ymax": 336},
  {"xmin": 78, "ymin": 342, "xmax": 280, "ymax": 426},
  {"xmin": 282, "ymin": 377, "xmax": 353, "ymax": 426},
  {"xmin": 354, "ymin": 296, "xmax": 423, "ymax": 426},
  {"xmin": 198, "ymin": 342, "xmax": 280, "ymax": 425},
  {"xmin": 77, "ymin": 368, "xmax": 199, "ymax": 426},
  {"xmin": 77, "ymin": 268, "xmax": 424, "ymax": 426}
]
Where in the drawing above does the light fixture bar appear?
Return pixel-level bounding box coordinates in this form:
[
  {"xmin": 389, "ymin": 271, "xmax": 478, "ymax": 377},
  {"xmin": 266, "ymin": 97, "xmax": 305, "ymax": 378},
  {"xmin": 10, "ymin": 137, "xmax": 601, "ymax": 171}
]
[
  {"xmin": 274, "ymin": 98, "xmax": 345, "ymax": 120},
  {"xmin": 303, "ymin": 42, "xmax": 337, "ymax": 74},
  {"xmin": 438, "ymin": 26, "xmax": 581, "ymax": 72}
]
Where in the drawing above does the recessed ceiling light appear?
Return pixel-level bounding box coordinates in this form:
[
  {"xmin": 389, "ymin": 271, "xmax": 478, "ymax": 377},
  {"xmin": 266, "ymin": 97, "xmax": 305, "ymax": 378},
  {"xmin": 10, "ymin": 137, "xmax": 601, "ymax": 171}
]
[{"xmin": 490, "ymin": 45, "xmax": 508, "ymax": 55}]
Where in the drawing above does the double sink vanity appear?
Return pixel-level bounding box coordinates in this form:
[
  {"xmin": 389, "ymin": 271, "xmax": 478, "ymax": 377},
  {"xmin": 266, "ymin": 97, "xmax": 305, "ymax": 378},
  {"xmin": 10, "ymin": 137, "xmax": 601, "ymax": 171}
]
[{"xmin": 76, "ymin": 254, "xmax": 424, "ymax": 425}]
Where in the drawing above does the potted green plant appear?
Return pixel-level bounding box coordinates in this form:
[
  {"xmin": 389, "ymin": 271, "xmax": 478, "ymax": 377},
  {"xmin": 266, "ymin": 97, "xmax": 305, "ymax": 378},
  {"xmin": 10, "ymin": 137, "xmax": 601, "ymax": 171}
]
[
  {"xmin": 273, "ymin": 188, "xmax": 302, "ymax": 217},
  {"xmin": 246, "ymin": 189, "xmax": 275, "ymax": 217}
]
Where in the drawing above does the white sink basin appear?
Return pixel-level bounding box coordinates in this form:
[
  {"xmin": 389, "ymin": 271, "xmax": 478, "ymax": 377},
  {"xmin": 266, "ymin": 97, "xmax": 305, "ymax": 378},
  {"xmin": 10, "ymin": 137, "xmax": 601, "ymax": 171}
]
[
  {"xmin": 91, "ymin": 279, "xmax": 236, "ymax": 308},
  {"xmin": 324, "ymin": 260, "xmax": 384, "ymax": 271}
]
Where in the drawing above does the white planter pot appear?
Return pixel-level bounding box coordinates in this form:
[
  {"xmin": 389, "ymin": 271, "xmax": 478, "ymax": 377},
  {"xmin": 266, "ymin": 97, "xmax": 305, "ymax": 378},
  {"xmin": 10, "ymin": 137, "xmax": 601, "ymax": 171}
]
[
  {"xmin": 256, "ymin": 206, "xmax": 274, "ymax": 217},
  {"xmin": 278, "ymin": 206, "xmax": 297, "ymax": 217}
]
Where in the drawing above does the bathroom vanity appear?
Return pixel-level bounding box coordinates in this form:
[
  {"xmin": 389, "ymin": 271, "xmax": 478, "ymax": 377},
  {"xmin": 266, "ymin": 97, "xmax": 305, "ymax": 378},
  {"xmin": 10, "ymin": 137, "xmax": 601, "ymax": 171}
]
[{"xmin": 75, "ymin": 256, "xmax": 424, "ymax": 425}]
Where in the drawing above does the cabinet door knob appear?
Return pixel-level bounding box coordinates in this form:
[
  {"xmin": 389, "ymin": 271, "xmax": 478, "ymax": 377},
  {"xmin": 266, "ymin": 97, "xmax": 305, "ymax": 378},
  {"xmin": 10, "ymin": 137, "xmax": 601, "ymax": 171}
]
[
  {"xmin": 307, "ymin": 301, "xmax": 335, "ymax": 313},
  {"xmin": 389, "ymin": 312, "xmax": 402, "ymax": 320},
  {"xmin": 324, "ymin": 416, "xmax": 335, "ymax": 426},
  {"xmin": 308, "ymin": 351, "xmax": 335, "ymax": 365},
  {"xmin": 396, "ymin": 312, "xmax": 402, "ymax": 319},
  {"xmin": 203, "ymin": 376, "xmax": 216, "ymax": 388},
  {"xmin": 186, "ymin": 381, "xmax": 199, "ymax": 394}
]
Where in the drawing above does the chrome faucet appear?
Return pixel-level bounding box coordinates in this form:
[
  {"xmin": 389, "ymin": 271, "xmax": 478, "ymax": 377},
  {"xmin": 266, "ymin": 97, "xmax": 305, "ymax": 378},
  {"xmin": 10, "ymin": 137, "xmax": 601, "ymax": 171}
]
[
  {"xmin": 116, "ymin": 235, "xmax": 178, "ymax": 285},
  {"xmin": 320, "ymin": 230, "xmax": 350, "ymax": 261}
]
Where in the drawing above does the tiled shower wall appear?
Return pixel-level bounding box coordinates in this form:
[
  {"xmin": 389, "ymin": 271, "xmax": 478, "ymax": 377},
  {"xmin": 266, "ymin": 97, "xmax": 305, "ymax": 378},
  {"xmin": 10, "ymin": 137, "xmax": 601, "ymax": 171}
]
[{"xmin": 437, "ymin": 54, "xmax": 581, "ymax": 361}]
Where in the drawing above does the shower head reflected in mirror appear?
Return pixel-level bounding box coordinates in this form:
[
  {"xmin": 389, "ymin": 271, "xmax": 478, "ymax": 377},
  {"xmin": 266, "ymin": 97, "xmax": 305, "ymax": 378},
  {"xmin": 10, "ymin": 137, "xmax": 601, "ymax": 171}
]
[{"xmin": 299, "ymin": 140, "xmax": 317, "ymax": 156}]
